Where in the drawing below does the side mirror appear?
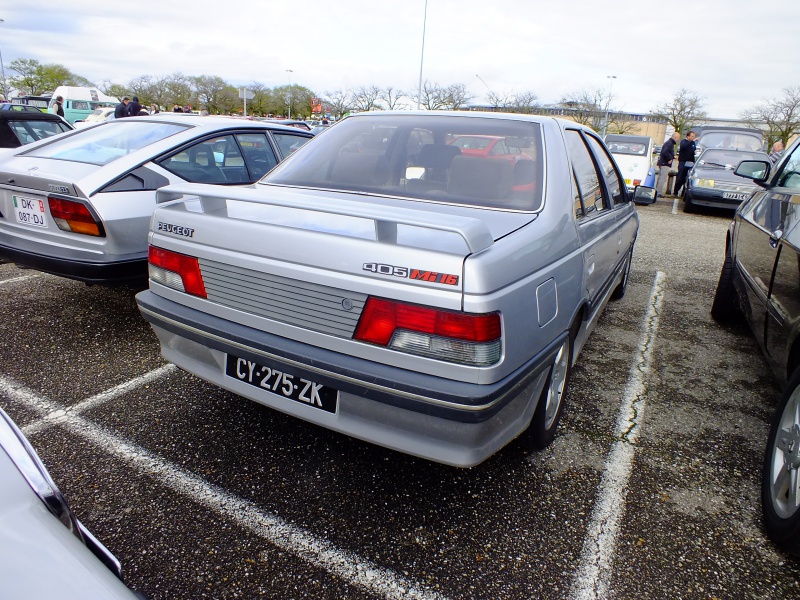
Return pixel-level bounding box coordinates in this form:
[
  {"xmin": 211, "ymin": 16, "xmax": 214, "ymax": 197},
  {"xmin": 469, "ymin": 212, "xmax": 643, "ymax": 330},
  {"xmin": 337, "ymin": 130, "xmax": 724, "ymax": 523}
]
[
  {"xmin": 632, "ymin": 185, "xmax": 657, "ymax": 205},
  {"xmin": 735, "ymin": 160, "xmax": 770, "ymax": 183}
]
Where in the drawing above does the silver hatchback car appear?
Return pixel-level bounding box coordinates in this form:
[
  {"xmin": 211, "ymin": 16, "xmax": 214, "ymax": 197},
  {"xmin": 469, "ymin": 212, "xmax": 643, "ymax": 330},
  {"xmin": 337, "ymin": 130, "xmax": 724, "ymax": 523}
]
[
  {"xmin": 0, "ymin": 114, "xmax": 312, "ymax": 285},
  {"xmin": 136, "ymin": 112, "xmax": 649, "ymax": 467}
]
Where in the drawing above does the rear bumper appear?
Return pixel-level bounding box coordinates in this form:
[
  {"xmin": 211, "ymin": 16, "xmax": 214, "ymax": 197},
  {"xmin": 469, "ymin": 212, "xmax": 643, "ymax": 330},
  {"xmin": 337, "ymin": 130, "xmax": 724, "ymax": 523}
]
[
  {"xmin": 136, "ymin": 290, "xmax": 558, "ymax": 467},
  {"xmin": 0, "ymin": 241, "xmax": 146, "ymax": 285}
]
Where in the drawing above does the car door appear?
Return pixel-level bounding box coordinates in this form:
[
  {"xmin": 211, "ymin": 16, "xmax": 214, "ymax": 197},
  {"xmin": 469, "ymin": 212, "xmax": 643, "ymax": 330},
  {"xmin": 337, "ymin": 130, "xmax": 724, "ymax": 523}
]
[
  {"xmin": 761, "ymin": 147, "xmax": 800, "ymax": 378},
  {"xmin": 564, "ymin": 129, "xmax": 619, "ymax": 308}
]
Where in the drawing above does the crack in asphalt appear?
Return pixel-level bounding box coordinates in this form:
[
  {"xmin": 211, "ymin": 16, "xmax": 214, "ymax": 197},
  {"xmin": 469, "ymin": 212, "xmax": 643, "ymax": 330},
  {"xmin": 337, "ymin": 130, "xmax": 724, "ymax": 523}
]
[{"xmin": 569, "ymin": 271, "xmax": 667, "ymax": 600}]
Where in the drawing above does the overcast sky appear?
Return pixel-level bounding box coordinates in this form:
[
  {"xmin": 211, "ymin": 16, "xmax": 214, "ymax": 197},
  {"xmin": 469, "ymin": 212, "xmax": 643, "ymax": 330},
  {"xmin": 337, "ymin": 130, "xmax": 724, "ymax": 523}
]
[{"xmin": 2, "ymin": 1, "xmax": 797, "ymax": 118}]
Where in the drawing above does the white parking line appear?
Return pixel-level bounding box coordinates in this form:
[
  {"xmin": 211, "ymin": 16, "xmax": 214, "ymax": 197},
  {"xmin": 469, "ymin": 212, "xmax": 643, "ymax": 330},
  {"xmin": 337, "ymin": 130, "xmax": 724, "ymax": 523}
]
[
  {"xmin": 21, "ymin": 364, "xmax": 176, "ymax": 437},
  {"xmin": 0, "ymin": 275, "xmax": 38, "ymax": 286},
  {"xmin": 569, "ymin": 271, "xmax": 667, "ymax": 600},
  {"xmin": 672, "ymin": 198, "xmax": 678, "ymax": 214},
  {"xmin": 0, "ymin": 374, "xmax": 448, "ymax": 600}
]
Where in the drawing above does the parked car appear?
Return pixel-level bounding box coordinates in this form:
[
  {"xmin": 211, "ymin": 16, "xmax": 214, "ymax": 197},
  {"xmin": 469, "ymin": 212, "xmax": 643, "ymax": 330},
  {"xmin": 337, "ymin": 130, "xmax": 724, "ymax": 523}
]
[
  {"xmin": 74, "ymin": 106, "xmax": 117, "ymax": 128},
  {"xmin": 0, "ymin": 406, "xmax": 142, "ymax": 598},
  {"xmin": 691, "ymin": 125, "xmax": 764, "ymax": 159},
  {"xmin": 0, "ymin": 114, "xmax": 313, "ymax": 286},
  {"xmin": 604, "ymin": 134, "xmax": 654, "ymax": 192},
  {"xmin": 683, "ymin": 148, "xmax": 770, "ymax": 212},
  {"xmin": 0, "ymin": 104, "xmax": 73, "ymax": 148},
  {"xmin": 711, "ymin": 140, "xmax": 800, "ymax": 556},
  {"xmin": 135, "ymin": 111, "xmax": 652, "ymax": 467},
  {"xmin": 46, "ymin": 86, "xmax": 119, "ymax": 125}
]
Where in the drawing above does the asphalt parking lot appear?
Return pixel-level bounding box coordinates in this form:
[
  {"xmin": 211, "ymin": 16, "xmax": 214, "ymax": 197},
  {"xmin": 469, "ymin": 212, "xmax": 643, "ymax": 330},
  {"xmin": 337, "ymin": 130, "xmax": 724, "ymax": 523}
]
[{"xmin": 1, "ymin": 199, "xmax": 799, "ymax": 599}]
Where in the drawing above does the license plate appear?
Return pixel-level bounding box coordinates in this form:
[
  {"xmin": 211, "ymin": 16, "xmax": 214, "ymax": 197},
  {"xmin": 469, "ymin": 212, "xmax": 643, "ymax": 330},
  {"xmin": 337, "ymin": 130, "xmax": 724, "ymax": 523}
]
[
  {"xmin": 225, "ymin": 354, "xmax": 338, "ymax": 413},
  {"xmin": 624, "ymin": 178, "xmax": 632, "ymax": 185},
  {"xmin": 722, "ymin": 192, "xmax": 748, "ymax": 201},
  {"xmin": 13, "ymin": 195, "xmax": 48, "ymax": 228}
]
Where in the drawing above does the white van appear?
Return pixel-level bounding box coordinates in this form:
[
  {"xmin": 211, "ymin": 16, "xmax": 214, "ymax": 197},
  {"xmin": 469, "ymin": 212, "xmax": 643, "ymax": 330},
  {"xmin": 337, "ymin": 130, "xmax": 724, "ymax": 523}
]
[
  {"xmin": 48, "ymin": 86, "xmax": 119, "ymax": 124},
  {"xmin": 604, "ymin": 134, "xmax": 654, "ymax": 192}
]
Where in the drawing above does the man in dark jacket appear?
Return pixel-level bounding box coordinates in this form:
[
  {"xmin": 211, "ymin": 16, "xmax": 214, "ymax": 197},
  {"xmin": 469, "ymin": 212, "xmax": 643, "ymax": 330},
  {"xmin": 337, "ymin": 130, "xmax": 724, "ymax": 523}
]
[
  {"xmin": 127, "ymin": 96, "xmax": 142, "ymax": 117},
  {"xmin": 656, "ymin": 132, "xmax": 680, "ymax": 196},
  {"xmin": 674, "ymin": 130, "xmax": 697, "ymax": 197},
  {"xmin": 115, "ymin": 97, "xmax": 130, "ymax": 118},
  {"xmin": 51, "ymin": 96, "xmax": 65, "ymax": 118}
]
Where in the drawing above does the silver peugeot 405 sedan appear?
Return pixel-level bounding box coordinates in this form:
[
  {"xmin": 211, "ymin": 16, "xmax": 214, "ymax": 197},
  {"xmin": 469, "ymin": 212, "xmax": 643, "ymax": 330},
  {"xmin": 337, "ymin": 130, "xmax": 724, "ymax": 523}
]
[
  {"xmin": 135, "ymin": 111, "xmax": 651, "ymax": 467},
  {"xmin": 0, "ymin": 114, "xmax": 312, "ymax": 285}
]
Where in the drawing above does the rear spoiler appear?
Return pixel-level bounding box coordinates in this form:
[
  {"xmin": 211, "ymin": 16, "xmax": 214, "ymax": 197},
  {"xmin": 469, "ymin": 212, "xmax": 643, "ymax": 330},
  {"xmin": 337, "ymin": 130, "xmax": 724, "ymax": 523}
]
[{"xmin": 156, "ymin": 183, "xmax": 495, "ymax": 254}]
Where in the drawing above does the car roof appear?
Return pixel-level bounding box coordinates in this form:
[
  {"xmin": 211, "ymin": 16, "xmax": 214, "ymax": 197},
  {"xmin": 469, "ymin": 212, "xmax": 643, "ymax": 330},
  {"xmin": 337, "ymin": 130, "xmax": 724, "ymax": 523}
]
[
  {"xmin": 0, "ymin": 108, "xmax": 69, "ymax": 122},
  {"xmin": 145, "ymin": 113, "xmax": 312, "ymax": 133}
]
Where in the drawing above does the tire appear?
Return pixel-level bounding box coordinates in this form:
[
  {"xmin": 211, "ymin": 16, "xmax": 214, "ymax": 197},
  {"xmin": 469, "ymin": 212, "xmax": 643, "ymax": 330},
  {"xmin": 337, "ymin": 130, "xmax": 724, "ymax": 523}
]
[
  {"xmin": 682, "ymin": 193, "xmax": 695, "ymax": 213},
  {"xmin": 710, "ymin": 248, "xmax": 742, "ymax": 323},
  {"xmin": 611, "ymin": 246, "xmax": 633, "ymax": 301},
  {"xmin": 761, "ymin": 368, "xmax": 800, "ymax": 557},
  {"xmin": 517, "ymin": 332, "xmax": 573, "ymax": 451}
]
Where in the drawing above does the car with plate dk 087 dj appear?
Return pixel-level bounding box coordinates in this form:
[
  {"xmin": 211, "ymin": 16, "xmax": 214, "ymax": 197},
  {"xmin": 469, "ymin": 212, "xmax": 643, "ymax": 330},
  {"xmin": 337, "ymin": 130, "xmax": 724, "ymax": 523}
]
[
  {"xmin": 136, "ymin": 111, "xmax": 653, "ymax": 467},
  {"xmin": 0, "ymin": 114, "xmax": 312, "ymax": 285}
]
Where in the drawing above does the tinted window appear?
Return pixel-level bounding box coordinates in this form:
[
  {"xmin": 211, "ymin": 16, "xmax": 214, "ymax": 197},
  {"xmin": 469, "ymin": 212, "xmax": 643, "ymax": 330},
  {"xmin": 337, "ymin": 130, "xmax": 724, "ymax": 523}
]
[
  {"xmin": 160, "ymin": 135, "xmax": 236, "ymax": 184},
  {"xmin": 265, "ymin": 115, "xmax": 544, "ymax": 211},
  {"xmin": 565, "ymin": 130, "xmax": 604, "ymax": 216},
  {"xmin": 272, "ymin": 132, "xmax": 311, "ymax": 159},
  {"xmin": 585, "ymin": 135, "xmax": 626, "ymax": 205},
  {"xmin": 237, "ymin": 133, "xmax": 278, "ymax": 180},
  {"xmin": 8, "ymin": 120, "xmax": 71, "ymax": 145},
  {"xmin": 26, "ymin": 121, "xmax": 188, "ymax": 166},
  {"xmin": 777, "ymin": 145, "xmax": 800, "ymax": 190}
]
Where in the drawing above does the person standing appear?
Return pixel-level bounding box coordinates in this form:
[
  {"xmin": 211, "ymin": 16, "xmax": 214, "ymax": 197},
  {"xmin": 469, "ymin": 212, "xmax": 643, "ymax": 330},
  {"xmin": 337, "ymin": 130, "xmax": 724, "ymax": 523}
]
[
  {"xmin": 115, "ymin": 97, "xmax": 130, "ymax": 118},
  {"xmin": 172, "ymin": 104, "xmax": 183, "ymax": 112},
  {"xmin": 656, "ymin": 132, "xmax": 680, "ymax": 197},
  {"xmin": 769, "ymin": 141, "xmax": 785, "ymax": 164},
  {"xmin": 127, "ymin": 96, "xmax": 142, "ymax": 116},
  {"xmin": 50, "ymin": 96, "xmax": 65, "ymax": 118},
  {"xmin": 674, "ymin": 130, "xmax": 697, "ymax": 198}
]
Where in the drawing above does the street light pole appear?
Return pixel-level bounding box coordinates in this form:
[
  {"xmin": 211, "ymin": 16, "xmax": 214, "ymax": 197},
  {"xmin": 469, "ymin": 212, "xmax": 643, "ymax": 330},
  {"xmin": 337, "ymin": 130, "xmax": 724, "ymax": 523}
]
[
  {"xmin": 286, "ymin": 69, "xmax": 293, "ymax": 119},
  {"xmin": 603, "ymin": 75, "xmax": 617, "ymax": 136},
  {"xmin": 416, "ymin": 0, "xmax": 428, "ymax": 110},
  {"xmin": 0, "ymin": 19, "xmax": 7, "ymax": 101}
]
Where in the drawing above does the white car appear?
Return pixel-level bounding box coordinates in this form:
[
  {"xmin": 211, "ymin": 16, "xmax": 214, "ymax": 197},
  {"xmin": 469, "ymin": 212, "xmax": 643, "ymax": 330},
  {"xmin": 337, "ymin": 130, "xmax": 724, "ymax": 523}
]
[
  {"xmin": 0, "ymin": 114, "xmax": 313, "ymax": 285},
  {"xmin": 73, "ymin": 106, "xmax": 116, "ymax": 128},
  {"xmin": 605, "ymin": 134, "xmax": 654, "ymax": 192},
  {"xmin": 0, "ymin": 406, "xmax": 142, "ymax": 598}
]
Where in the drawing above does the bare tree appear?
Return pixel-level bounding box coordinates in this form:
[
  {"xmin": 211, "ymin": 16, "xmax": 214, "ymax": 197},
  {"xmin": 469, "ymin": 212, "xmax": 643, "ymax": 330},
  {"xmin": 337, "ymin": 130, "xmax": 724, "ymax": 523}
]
[
  {"xmin": 559, "ymin": 88, "xmax": 614, "ymax": 132},
  {"xmin": 352, "ymin": 85, "xmax": 383, "ymax": 112},
  {"xmin": 741, "ymin": 87, "xmax": 800, "ymax": 147},
  {"xmin": 606, "ymin": 119, "xmax": 638, "ymax": 135},
  {"xmin": 163, "ymin": 73, "xmax": 194, "ymax": 108},
  {"xmin": 380, "ymin": 87, "xmax": 407, "ymax": 110},
  {"xmin": 419, "ymin": 81, "xmax": 447, "ymax": 110},
  {"xmin": 651, "ymin": 89, "xmax": 706, "ymax": 137},
  {"xmin": 324, "ymin": 89, "xmax": 353, "ymax": 119},
  {"xmin": 441, "ymin": 84, "xmax": 474, "ymax": 110},
  {"xmin": 506, "ymin": 91, "xmax": 540, "ymax": 114}
]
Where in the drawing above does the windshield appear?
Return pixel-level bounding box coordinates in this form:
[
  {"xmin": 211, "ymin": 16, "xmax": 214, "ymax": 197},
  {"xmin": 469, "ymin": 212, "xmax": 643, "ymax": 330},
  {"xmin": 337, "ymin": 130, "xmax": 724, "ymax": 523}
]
[
  {"xmin": 698, "ymin": 132, "xmax": 762, "ymax": 152},
  {"xmin": 697, "ymin": 149, "xmax": 770, "ymax": 168},
  {"xmin": 264, "ymin": 114, "xmax": 544, "ymax": 211},
  {"xmin": 24, "ymin": 120, "xmax": 188, "ymax": 166}
]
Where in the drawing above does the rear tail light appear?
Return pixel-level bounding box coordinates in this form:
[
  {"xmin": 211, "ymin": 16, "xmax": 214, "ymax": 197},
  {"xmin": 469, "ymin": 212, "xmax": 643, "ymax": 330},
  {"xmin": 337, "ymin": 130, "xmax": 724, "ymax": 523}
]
[
  {"xmin": 632, "ymin": 179, "xmax": 642, "ymax": 186},
  {"xmin": 353, "ymin": 297, "xmax": 501, "ymax": 366},
  {"xmin": 47, "ymin": 197, "xmax": 103, "ymax": 236},
  {"xmin": 148, "ymin": 246, "xmax": 206, "ymax": 297}
]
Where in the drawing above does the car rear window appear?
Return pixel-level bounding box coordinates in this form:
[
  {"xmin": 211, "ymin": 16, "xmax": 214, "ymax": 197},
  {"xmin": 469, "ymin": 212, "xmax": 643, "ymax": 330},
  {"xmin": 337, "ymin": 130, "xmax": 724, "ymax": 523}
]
[
  {"xmin": 264, "ymin": 114, "xmax": 544, "ymax": 211},
  {"xmin": 24, "ymin": 120, "xmax": 189, "ymax": 166},
  {"xmin": 698, "ymin": 149, "xmax": 770, "ymax": 167}
]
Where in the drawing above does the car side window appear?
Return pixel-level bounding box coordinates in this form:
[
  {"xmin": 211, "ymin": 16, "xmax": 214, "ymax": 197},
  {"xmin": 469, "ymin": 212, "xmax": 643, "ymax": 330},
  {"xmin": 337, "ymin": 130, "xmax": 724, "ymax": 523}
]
[
  {"xmin": 272, "ymin": 132, "xmax": 311, "ymax": 159},
  {"xmin": 571, "ymin": 169, "xmax": 585, "ymax": 218},
  {"xmin": 585, "ymin": 135, "xmax": 627, "ymax": 206},
  {"xmin": 236, "ymin": 133, "xmax": 278, "ymax": 180},
  {"xmin": 158, "ymin": 136, "xmax": 232, "ymax": 184},
  {"xmin": 776, "ymin": 145, "xmax": 800, "ymax": 190},
  {"xmin": 565, "ymin": 130, "xmax": 605, "ymax": 217}
]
